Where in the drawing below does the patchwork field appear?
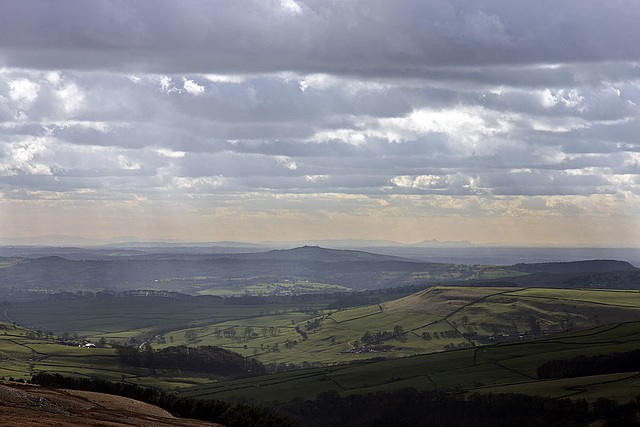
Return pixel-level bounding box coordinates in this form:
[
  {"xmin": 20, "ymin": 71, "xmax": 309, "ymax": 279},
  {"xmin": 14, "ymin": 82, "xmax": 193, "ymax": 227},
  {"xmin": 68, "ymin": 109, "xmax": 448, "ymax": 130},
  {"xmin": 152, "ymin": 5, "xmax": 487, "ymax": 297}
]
[
  {"xmin": 180, "ymin": 321, "xmax": 640, "ymax": 404},
  {"xmin": 146, "ymin": 287, "xmax": 640, "ymax": 367},
  {"xmin": 3, "ymin": 286, "xmax": 640, "ymax": 384}
]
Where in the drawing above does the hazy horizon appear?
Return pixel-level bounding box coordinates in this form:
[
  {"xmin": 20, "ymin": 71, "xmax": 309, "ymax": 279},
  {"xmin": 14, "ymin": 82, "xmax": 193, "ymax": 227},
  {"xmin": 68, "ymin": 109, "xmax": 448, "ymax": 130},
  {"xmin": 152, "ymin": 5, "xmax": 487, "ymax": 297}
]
[
  {"xmin": 2, "ymin": 233, "xmax": 640, "ymax": 249},
  {"xmin": 1, "ymin": 1, "xmax": 639, "ymax": 246}
]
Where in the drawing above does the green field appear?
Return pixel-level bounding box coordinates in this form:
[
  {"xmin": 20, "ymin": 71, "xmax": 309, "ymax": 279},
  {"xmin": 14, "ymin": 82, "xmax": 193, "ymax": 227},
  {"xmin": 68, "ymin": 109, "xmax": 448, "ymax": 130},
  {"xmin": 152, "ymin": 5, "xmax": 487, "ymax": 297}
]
[
  {"xmin": 4, "ymin": 286, "xmax": 640, "ymax": 402},
  {"xmin": 196, "ymin": 279, "xmax": 352, "ymax": 296},
  {"xmin": 6, "ymin": 286, "xmax": 640, "ymax": 369},
  {"xmin": 179, "ymin": 321, "xmax": 640, "ymax": 404},
  {"xmin": 0, "ymin": 320, "xmax": 244, "ymax": 390},
  {"xmin": 146, "ymin": 287, "xmax": 640, "ymax": 368}
]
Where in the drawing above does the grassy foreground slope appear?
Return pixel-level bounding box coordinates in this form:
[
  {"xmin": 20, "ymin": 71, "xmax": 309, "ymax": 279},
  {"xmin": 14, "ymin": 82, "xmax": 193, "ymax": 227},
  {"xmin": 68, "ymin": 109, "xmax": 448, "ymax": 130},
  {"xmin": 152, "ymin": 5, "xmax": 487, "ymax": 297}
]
[
  {"xmin": 0, "ymin": 383, "xmax": 218, "ymax": 427},
  {"xmin": 180, "ymin": 321, "xmax": 640, "ymax": 405}
]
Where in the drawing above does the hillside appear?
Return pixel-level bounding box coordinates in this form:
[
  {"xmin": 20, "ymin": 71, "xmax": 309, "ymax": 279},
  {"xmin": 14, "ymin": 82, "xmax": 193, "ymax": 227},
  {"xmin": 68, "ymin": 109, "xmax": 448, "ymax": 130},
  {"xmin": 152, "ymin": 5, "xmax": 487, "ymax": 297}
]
[
  {"xmin": 230, "ymin": 245, "xmax": 407, "ymax": 262},
  {"xmin": 472, "ymin": 268, "xmax": 640, "ymax": 289},
  {"xmin": 6, "ymin": 286, "xmax": 640, "ymax": 374},
  {"xmin": 2, "ymin": 249, "xmax": 639, "ymax": 300},
  {"xmin": 0, "ymin": 248, "xmax": 493, "ymax": 299},
  {"xmin": 180, "ymin": 320, "xmax": 640, "ymax": 405},
  {"xmin": 0, "ymin": 383, "xmax": 217, "ymax": 427},
  {"xmin": 5, "ymin": 285, "xmax": 640, "ymax": 425},
  {"xmin": 510, "ymin": 259, "xmax": 638, "ymax": 274}
]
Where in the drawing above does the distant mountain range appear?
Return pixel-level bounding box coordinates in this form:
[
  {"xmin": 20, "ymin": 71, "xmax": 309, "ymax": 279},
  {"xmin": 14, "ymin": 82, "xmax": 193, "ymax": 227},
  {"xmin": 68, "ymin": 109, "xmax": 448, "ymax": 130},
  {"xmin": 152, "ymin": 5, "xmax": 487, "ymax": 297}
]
[
  {"xmin": 229, "ymin": 245, "xmax": 407, "ymax": 262},
  {"xmin": 0, "ymin": 235, "xmax": 475, "ymax": 249},
  {"xmin": 263, "ymin": 239, "xmax": 474, "ymax": 249},
  {"xmin": 0, "ymin": 235, "xmax": 271, "ymax": 248},
  {"xmin": 0, "ymin": 244, "xmax": 638, "ymax": 302}
]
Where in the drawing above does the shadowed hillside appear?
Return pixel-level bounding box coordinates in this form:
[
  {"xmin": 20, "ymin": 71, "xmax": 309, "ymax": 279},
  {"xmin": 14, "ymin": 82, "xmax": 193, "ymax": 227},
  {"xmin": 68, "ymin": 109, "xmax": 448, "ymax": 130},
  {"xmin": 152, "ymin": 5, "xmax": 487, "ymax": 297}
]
[
  {"xmin": 510, "ymin": 259, "xmax": 637, "ymax": 274},
  {"xmin": 0, "ymin": 383, "xmax": 219, "ymax": 427}
]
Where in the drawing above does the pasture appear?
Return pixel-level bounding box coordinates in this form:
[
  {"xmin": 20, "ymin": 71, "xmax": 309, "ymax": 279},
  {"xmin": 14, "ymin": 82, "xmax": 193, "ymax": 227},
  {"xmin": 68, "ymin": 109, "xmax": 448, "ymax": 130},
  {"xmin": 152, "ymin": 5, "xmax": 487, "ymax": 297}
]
[
  {"xmin": 6, "ymin": 286, "xmax": 640, "ymax": 369},
  {"xmin": 180, "ymin": 321, "xmax": 640, "ymax": 404},
  {"xmin": 4, "ymin": 286, "xmax": 640, "ymax": 398}
]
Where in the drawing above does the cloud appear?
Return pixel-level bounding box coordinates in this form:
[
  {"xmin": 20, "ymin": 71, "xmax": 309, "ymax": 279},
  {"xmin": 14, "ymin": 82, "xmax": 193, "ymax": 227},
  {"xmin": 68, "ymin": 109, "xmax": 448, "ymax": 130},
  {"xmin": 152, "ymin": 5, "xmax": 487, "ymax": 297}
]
[
  {"xmin": 280, "ymin": 0, "xmax": 303, "ymax": 16},
  {"xmin": 182, "ymin": 78, "xmax": 205, "ymax": 95},
  {"xmin": 0, "ymin": 1, "xmax": 639, "ymax": 244},
  {"xmin": 1, "ymin": 1, "xmax": 638, "ymax": 75},
  {"xmin": 156, "ymin": 148, "xmax": 186, "ymax": 158},
  {"xmin": 8, "ymin": 78, "xmax": 39, "ymax": 106}
]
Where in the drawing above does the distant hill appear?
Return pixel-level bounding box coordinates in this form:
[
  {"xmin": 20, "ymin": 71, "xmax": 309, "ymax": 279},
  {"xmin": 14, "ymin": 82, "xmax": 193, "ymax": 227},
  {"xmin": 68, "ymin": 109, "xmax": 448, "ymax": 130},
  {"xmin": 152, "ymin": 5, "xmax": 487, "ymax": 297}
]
[
  {"xmin": 485, "ymin": 269, "xmax": 640, "ymax": 289},
  {"xmin": 2, "ymin": 248, "xmax": 640, "ymax": 301},
  {"xmin": 0, "ymin": 247, "xmax": 445, "ymax": 299},
  {"xmin": 510, "ymin": 259, "xmax": 638, "ymax": 274},
  {"xmin": 230, "ymin": 245, "xmax": 408, "ymax": 262}
]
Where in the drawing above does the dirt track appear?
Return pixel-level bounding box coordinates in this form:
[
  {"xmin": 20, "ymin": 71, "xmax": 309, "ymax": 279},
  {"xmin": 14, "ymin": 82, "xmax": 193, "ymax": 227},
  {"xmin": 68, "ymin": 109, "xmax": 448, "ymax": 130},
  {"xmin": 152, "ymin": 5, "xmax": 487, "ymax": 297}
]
[{"xmin": 0, "ymin": 382, "xmax": 221, "ymax": 426}]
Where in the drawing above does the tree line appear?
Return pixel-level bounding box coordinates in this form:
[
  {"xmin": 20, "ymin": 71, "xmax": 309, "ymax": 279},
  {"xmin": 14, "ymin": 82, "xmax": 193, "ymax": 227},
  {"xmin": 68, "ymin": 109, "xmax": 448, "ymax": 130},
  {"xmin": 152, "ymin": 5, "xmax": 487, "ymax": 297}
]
[
  {"xmin": 279, "ymin": 387, "xmax": 638, "ymax": 426},
  {"xmin": 115, "ymin": 345, "xmax": 266, "ymax": 377},
  {"xmin": 30, "ymin": 372, "xmax": 295, "ymax": 427},
  {"xmin": 361, "ymin": 325, "xmax": 406, "ymax": 344},
  {"xmin": 537, "ymin": 348, "xmax": 640, "ymax": 379}
]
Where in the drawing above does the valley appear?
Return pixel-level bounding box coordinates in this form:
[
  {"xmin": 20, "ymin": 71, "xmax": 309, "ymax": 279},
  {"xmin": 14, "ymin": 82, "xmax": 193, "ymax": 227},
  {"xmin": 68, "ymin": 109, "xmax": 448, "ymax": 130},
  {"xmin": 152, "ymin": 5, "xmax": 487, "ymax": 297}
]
[{"xmin": 2, "ymin": 245, "xmax": 640, "ymax": 425}]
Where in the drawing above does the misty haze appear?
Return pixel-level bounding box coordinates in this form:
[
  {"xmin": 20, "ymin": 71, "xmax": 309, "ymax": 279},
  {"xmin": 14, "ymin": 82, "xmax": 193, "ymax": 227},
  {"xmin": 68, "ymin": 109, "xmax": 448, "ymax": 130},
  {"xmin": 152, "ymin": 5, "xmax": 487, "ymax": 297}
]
[{"xmin": 1, "ymin": 1, "xmax": 640, "ymax": 426}]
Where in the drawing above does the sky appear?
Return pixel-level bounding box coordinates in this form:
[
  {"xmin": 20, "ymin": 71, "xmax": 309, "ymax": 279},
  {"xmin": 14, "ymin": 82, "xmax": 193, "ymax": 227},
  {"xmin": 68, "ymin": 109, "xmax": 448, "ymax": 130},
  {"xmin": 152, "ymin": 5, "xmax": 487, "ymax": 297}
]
[{"xmin": 0, "ymin": 0, "xmax": 639, "ymax": 246}]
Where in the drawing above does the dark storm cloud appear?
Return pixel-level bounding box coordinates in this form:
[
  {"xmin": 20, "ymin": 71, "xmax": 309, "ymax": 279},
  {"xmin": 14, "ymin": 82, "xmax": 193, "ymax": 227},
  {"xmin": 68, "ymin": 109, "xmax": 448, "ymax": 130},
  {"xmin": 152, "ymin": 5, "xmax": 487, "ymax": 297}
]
[{"xmin": 1, "ymin": 0, "xmax": 639, "ymax": 75}]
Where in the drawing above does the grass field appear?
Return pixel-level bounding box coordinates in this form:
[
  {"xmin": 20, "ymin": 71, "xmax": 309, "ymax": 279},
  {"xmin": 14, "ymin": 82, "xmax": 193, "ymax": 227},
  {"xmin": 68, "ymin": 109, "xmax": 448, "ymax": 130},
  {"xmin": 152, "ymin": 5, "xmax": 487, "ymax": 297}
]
[
  {"xmin": 149, "ymin": 287, "xmax": 640, "ymax": 367},
  {"xmin": 0, "ymin": 320, "xmax": 237, "ymax": 390},
  {"xmin": 179, "ymin": 321, "xmax": 640, "ymax": 404},
  {"xmin": 196, "ymin": 280, "xmax": 352, "ymax": 296},
  {"xmin": 4, "ymin": 286, "xmax": 640, "ymax": 401},
  {"xmin": 6, "ymin": 286, "xmax": 640, "ymax": 369}
]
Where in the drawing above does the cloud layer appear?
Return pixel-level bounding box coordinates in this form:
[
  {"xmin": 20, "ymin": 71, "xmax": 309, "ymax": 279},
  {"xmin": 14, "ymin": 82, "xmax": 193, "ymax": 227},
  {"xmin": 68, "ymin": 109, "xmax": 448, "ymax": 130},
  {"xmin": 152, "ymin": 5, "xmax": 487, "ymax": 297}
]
[{"xmin": 0, "ymin": 1, "xmax": 639, "ymax": 245}]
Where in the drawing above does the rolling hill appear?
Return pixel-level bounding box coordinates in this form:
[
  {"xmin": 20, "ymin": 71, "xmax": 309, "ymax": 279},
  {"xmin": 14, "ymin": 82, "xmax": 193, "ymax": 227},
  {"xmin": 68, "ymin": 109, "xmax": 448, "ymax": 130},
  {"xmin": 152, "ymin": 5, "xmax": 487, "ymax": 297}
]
[
  {"xmin": 2, "ymin": 246, "xmax": 638, "ymax": 300},
  {"xmin": 509, "ymin": 259, "xmax": 638, "ymax": 274},
  {"xmin": 179, "ymin": 320, "xmax": 640, "ymax": 405},
  {"xmin": 7, "ymin": 285, "xmax": 640, "ymax": 374}
]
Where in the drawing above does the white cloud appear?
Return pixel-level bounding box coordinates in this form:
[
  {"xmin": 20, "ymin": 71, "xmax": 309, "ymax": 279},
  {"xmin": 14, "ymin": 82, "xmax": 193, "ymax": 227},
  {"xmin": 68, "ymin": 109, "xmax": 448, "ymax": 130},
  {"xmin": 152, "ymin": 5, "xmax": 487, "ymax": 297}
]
[
  {"xmin": 275, "ymin": 155, "xmax": 297, "ymax": 170},
  {"xmin": 117, "ymin": 155, "xmax": 141, "ymax": 170},
  {"xmin": 309, "ymin": 129, "xmax": 367, "ymax": 146},
  {"xmin": 183, "ymin": 78, "xmax": 205, "ymax": 95},
  {"xmin": 299, "ymin": 74, "xmax": 339, "ymax": 92},
  {"xmin": 540, "ymin": 88, "xmax": 585, "ymax": 112},
  {"xmin": 0, "ymin": 138, "xmax": 52, "ymax": 176},
  {"xmin": 156, "ymin": 148, "xmax": 186, "ymax": 158},
  {"xmin": 8, "ymin": 78, "xmax": 39, "ymax": 106},
  {"xmin": 174, "ymin": 176, "xmax": 224, "ymax": 190},
  {"xmin": 55, "ymin": 82, "xmax": 85, "ymax": 115},
  {"xmin": 280, "ymin": 0, "xmax": 303, "ymax": 16},
  {"xmin": 45, "ymin": 71, "xmax": 62, "ymax": 86},
  {"xmin": 305, "ymin": 174, "xmax": 327, "ymax": 182},
  {"xmin": 159, "ymin": 76, "xmax": 178, "ymax": 94},
  {"xmin": 204, "ymin": 74, "xmax": 246, "ymax": 84}
]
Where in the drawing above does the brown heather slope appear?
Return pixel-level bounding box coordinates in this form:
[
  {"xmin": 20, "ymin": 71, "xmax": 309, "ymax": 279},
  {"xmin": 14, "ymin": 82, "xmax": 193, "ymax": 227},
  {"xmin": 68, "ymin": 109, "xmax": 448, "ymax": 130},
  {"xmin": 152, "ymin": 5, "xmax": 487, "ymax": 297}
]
[
  {"xmin": 0, "ymin": 382, "xmax": 220, "ymax": 426},
  {"xmin": 381, "ymin": 286, "xmax": 510, "ymax": 316}
]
